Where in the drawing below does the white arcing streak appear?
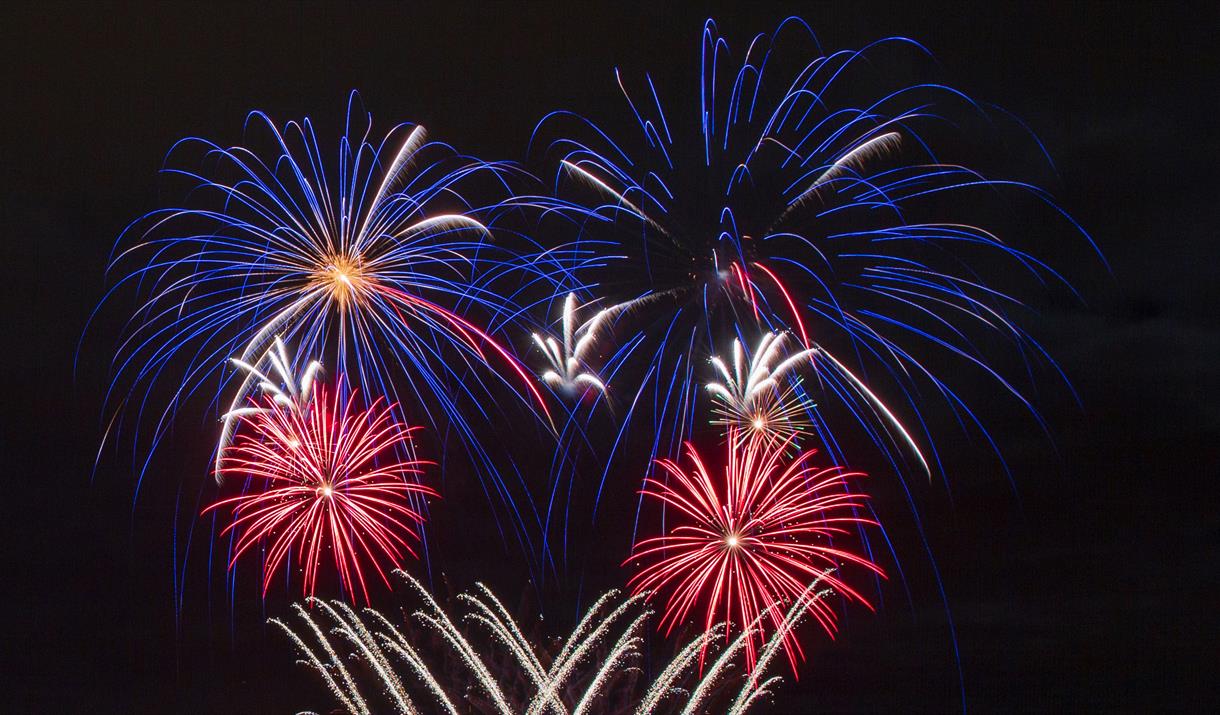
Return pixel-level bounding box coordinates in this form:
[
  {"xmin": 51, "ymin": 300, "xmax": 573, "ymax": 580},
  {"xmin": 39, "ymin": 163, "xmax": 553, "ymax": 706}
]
[
  {"xmin": 572, "ymin": 611, "xmax": 648, "ymax": 715},
  {"xmin": 525, "ymin": 593, "xmax": 648, "ymax": 715},
  {"xmin": 728, "ymin": 578, "xmax": 834, "ymax": 715},
  {"xmin": 396, "ymin": 213, "xmax": 491, "ymax": 241},
  {"xmin": 779, "ymin": 131, "xmax": 903, "ymax": 223},
  {"xmin": 633, "ymin": 624, "xmax": 724, "ymax": 714},
  {"xmin": 359, "ymin": 125, "xmax": 428, "ymax": 248},
  {"xmin": 560, "ymin": 160, "xmax": 671, "ymax": 237},
  {"xmin": 322, "ymin": 600, "xmax": 418, "ymax": 715},
  {"xmin": 814, "ymin": 344, "xmax": 931, "ymax": 477}
]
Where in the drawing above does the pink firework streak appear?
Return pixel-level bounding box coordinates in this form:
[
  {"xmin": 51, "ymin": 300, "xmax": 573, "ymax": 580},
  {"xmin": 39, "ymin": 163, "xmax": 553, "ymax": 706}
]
[
  {"xmin": 626, "ymin": 432, "xmax": 884, "ymax": 671},
  {"xmin": 205, "ymin": 383, "xmax": 436, "ymax": 603}
]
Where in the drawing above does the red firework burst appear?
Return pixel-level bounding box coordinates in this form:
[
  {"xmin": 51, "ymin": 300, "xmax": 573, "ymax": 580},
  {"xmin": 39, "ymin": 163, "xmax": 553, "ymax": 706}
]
[
  {"xmin": 205, "ymin": 381, "xmax": 436, "ymax": 603},
  {"xmin": 625, "ymin": 432, "xmax": 883, "ymax": 671}
]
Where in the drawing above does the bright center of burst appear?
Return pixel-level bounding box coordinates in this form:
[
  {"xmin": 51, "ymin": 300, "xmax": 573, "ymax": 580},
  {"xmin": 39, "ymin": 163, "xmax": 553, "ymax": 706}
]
[
  {"xmin": 319, "ymin": 254, "xmax": 365, "ymax": 303},
  {"xmin": 317, "ymin": 483, "xmax": 333, "ymax": 499},
  {"xmin": 725, "ymin": 533, "xmax": 740, "ymax": 549},
  {"xmin": 751, "ymin": 417, "xmax": 766, "ymax": 431}
]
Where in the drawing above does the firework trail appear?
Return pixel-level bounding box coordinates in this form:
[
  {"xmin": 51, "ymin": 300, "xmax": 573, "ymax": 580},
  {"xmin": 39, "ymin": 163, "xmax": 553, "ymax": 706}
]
[
  {"xmin": 273, "ymin": 570, "xmax": 834, "ymax": 714},
  {"xmin": 517, "ymin": 18, "xmax": 1098, "ymax": 496},
  {"xmin": 205, "ymin": 378, "xmax": 436, "ymax": 603},
  {"xmin": 527, "ymin": 292, "xmax": 674, "ymax": 579},
  {"xmin": 627, "ymin": 433, "xmax": 882, "ymax": 671}
]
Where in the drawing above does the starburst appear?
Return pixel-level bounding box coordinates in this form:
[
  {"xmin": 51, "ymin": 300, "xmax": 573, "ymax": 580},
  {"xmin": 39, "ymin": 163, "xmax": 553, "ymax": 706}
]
[
  {"xmin": 206, "ymin": 378, "xmax": 436, "ymax": 602},
  {"xmin": 627, "ymin": 433, "xmax": 883, "ymax": 670}
]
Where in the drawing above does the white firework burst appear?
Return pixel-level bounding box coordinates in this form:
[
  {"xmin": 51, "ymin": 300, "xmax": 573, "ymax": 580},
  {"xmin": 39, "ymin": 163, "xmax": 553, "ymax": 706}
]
[
  {"xmin": 531, "ymin": 293, "xmax": 615, "ymax": 397},
  {"xmin": 706, "ymin": 332, "xmax": 816, "ymax": 442},
  {"xmin": 215, "ymin": 335, "xmax": 323, "ymax": 480}
]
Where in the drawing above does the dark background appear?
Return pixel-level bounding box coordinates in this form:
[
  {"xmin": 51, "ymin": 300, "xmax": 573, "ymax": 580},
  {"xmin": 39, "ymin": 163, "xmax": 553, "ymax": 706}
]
[{"xmin": 3, "ymin": 2, "xmax": 1217, "ymax": 713}]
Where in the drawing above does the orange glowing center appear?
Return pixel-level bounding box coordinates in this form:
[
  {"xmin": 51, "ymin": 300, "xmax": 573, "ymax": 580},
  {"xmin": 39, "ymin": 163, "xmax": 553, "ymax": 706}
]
[{"xmin": 318, "ymin": 254, "xmax": 367, "ymax": 304}]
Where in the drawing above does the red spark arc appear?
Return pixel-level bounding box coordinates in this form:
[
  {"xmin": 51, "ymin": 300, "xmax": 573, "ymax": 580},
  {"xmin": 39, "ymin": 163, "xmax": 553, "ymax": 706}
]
[
  {"xmin": 205, "ymin": 382, "xmax": 436, "ymax": 603},
  {"xmin": 625, "ymin": 432, "xmax": 884, "ymax": 671}
]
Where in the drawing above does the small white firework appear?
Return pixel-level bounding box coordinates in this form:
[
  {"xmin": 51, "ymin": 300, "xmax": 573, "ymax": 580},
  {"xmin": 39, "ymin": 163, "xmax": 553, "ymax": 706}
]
[
  {"xmin": 214, "ymin": 336, "xmax": 322, "ymax": 482},
  {"xmin": 531, "ymin": 293, "xmax": 614, "ymax": 397},
  {"xmin": 706, "ymin": 331, "xmax": 816, "ymax": 442}
]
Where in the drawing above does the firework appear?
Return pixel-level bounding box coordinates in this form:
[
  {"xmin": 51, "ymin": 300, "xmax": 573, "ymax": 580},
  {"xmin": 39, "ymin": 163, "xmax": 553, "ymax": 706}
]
[
  {"xmin": 273, "ymin": 570, "xmax": 833, "ymax": 715},
  {"xmin": 530, "ymin": 292, "xmax": 614, "ymax": 398},
  {"xmin": 99, "ymin": 94, "xmax": 552, "ymax": 515},
  {"xmin": 706, "ymin": 331, "xmax": 816, "ymax": 442},
  {"xmin": 215, "ymin": 335, "xmax": 323, "ymax": 478},
  {"xmin": 205, "ymin": 378, "xmax": 436, "ymax": 602},
  {"xmin": 627, "ymin": 434, "xmax": 882, "ymax": 670},
  {"xmin": 519, "ymin": 19, "xmax": 1097, "ymax": 485}
]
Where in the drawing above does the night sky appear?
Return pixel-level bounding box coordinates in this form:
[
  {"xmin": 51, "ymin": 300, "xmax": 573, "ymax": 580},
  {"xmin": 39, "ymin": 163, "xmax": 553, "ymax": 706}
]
[{"xmin": 3, "ymin": 2, "xmax": 1217, "ymax": 713}]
